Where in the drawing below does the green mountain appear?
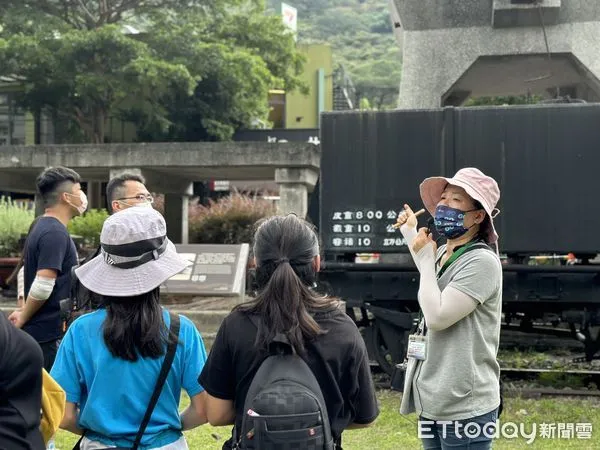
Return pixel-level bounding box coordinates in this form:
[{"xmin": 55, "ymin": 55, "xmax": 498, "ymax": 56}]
[{"xmin": 268, "ymin": 1, "xmax": 402, "ymax": 109}]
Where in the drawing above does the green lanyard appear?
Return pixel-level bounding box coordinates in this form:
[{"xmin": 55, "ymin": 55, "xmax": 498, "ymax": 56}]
[
  {"xmin": 415, "ymin": 240, "xmax": 480, "ymax": 336},
  {"xmin": 436, "ymin": 240, "xmax": 479, "ymax": 279}
]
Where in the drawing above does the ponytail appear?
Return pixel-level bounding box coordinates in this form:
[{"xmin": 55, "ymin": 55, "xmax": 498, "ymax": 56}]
[
  {"xmin": 235, "ymin": 215, "xmax": 341, "ymax": 355},
  {"xmin": 256, "ymin": 261, "xmax": 323, "ymax": 354}
]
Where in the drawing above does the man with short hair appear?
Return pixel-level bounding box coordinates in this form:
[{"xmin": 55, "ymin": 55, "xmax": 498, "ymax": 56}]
[
  {"xmin": 81, "ymin": 173, "xmax": 153, "ymax": 263},
  {"xmin": 105, "ymin": 172, "xmax": 153, "ymax": 214},
  {"xmin": 66, "ymin": 173, "xmax": 154, "ymax": 328},
  {"xmin": 9, "ymin": 166, "xmax": 84, "ymax": 371}
]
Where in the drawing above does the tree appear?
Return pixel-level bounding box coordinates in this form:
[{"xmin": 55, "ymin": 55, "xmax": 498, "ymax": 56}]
[
  {"xmin": 352, "ymin": 53, "xmax": 401, "ymax": 110},
  {"xmin": 295, "ymin": 1, "xmax": 402, "ymax": 110},
  {"xmin": 126, "ymin": 8, "xmax": 305, "ymax": 141},
  {"xmin": 204, "ymin": 9, "xmax": 306, "ymax": 93},
  {"xmin": 359, "ymin": 97, "xmax": 371, "ymax": 110},
  {"xmin": 0, "ymin": 1, "xmax": 305, "ymax": 142},
  {"xmin": 131, "ymin": 42, "xmax": 274, "ymax": 141},
  {"xmin": 0, "ymin": 25, "xmax": 195, "ymax": 143},
  {"xmin": 2, "ymin": 0, "xmax": 221, "ymax": 30}
]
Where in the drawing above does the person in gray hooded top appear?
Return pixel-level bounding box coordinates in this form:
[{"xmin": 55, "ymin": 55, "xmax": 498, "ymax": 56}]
[{"xmin": 395, "ymin": 167, "xmax": 502, "ymax": 450}]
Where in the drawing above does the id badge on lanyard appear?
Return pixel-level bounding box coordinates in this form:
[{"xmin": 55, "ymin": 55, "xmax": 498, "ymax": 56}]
[
  {"xmin": 407, "ymin": 334, "xmax": 427, "ymax": 361},
  {"xmin": 407, "ymin": 242, "xmax": 481, "ymax": 362}
]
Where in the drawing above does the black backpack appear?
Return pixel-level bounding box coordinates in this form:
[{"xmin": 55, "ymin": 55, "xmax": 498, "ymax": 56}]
[{"xmin": 233, "ymin": 314, "xmax": 335, "ymax": 450}]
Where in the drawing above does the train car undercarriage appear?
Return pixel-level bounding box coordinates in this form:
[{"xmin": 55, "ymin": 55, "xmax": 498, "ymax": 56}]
[{"xmin": 317, "ymin": 259, "xmax": 600, "ymax": 374}]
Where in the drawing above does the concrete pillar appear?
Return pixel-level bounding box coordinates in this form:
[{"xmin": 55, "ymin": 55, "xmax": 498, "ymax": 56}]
[
  {"xmin": 164, "ymin": 193, "xmax": 189, "ymax": 244},
  {"xmin": 275, "ymin": 168, "xmax": 318, "ymax": 218},
  {"xmin": 86, "ymin": 181, "xmax": 103, "ymax": 210},
  {"xmin": 279, "ymin": 184, "xmax": 308, "ymax": 218},
  {"xmin": 162, "ymin": 182, "xmax": 193, "ymax": 244},
  {"xmin": 392, "ymin": 1, "xmax": 600, "ymax": 108}
]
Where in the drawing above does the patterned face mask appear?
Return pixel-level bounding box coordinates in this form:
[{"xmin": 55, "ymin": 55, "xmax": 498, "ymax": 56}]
[{"xmin": 434, "ymin": 205, "xmax": 479, "ymax": 239}]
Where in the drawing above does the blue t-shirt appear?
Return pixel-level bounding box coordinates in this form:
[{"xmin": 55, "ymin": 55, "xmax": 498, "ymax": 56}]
[
  {"xmin": 50, "ymin": 308, "xmax": 206, "ymax": 449},
  {"xmin": 23, "ymin": 216, "xmax": 78, "ymax": 343}
]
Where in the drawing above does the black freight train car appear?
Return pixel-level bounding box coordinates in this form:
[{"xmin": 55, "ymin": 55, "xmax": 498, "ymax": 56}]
[{"xmin": 309, "ymin": 104, "xmax": 600, "ymax": 373}]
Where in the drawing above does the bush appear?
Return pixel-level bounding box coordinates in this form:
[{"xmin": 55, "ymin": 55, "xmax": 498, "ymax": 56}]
[
  {"xmin": 0, "ymin": 197, "xmax": 35, "ymax": 257},
  {"xmin": 189, "ymin": 193, "xmax": 276, "ymax": 245},
  {"xmin": 67, "ymin": 208, "xmax": 109, "ymax": 248}
]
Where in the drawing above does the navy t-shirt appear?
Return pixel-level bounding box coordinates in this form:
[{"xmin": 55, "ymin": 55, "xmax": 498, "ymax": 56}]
[{"xmin": 23, "ymin": 216, "xmax": 78, "ymax": 343}]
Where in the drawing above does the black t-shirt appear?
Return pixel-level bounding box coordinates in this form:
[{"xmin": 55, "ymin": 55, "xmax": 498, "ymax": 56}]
[
  {"xmin": 23, "ymin": 217, "xmax": 78, "ymax": 343},
  {"xmin": 199, "ymin": 308, "xmax": 379, "ymax": 449},
  {"xmin": 0, "ymin": 313, "xmax": 45, "ymax": 450}
]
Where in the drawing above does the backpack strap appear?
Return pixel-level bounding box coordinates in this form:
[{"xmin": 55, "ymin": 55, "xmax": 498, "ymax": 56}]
[{"xmin": 231, "ymin": 314, "xmax": 263, "ymax": 448}]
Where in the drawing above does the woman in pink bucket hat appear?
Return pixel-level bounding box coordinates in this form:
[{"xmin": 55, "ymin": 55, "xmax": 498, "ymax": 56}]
[{"xmin": 395, "ymin": 167, "xmax": 503, "ymax": 450}]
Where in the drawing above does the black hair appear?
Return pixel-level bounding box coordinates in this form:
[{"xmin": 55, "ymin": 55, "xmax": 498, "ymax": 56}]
[
  {"xmin": 234, "ymin": 215, "xmax": 340, "ymax": 355},
  {"xmin": 471, "ymin": 199, "xmax": 494, "ymax": 244},
  {"xmin": 36, "ymin": 166, "xmax": 81, "ymax": 208},
  {"xmin": 102, "ymin": 287, "xmax": 171, "ymax": 362},
  {"xmin": 105, "ymin": 173, "xmax": 147, "ymax": 214}
]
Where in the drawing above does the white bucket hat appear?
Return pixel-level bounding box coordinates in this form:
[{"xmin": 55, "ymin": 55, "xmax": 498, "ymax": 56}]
[{"xmin": 75, "ymin": 207, "xmax": 191, "ymax": 297}]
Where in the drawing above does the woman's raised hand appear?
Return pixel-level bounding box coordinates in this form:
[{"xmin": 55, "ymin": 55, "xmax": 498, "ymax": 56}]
[{"xmin": 395, "ymin": 204, "xmax": 424, "ymax": 230}]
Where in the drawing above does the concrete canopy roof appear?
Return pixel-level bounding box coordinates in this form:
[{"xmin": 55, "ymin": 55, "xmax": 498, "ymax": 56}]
[
  {"xmin": 0, "ymin": 142, "xmax": 321, "ymax": 193},
  {"xmin": 443, "ymin": 53, "xmax": 600, "ymax": 102}
]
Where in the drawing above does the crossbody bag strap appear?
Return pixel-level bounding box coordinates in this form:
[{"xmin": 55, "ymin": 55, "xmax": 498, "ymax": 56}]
[{"xmin": 131, "ymin": 312, "xmax": 180, "ymax": 449}]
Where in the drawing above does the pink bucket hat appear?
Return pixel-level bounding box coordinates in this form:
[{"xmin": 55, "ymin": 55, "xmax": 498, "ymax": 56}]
[{"xmin": 419, "ymin": 167, "xmax": 501, "ymax": 245}]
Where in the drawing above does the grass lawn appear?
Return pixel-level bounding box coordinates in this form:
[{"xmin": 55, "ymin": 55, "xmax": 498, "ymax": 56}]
[{"xmin": 54, "ymin": 390, "xmax": 600, "ymax": 449}]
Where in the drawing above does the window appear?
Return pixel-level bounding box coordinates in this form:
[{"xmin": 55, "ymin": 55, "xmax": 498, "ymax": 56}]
[
  {"xmin": 0, "ymin": 93, "xmax": 26, "ymax": 145},
  {"xmin": 268, "ymin": 90, "xmax": 286, "ymax": 129}
]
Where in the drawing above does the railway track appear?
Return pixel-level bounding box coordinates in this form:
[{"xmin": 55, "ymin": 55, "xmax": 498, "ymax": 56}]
[
  {"xmin": 504, "ymin": 387, "xmax": 600, "ymax": 398},
  {"xmin": 499, "ymin": 328, "xmax": 584, "ymax": 352},
  {"xmin": 374, "ymin": 367, "xmax": 600, "ymax": 396},
  {"xmin": 501, "ymin": 367, "xmax": 600, "ymax": 386},
  {"xmin": 502, "ymin": 367, "xmax": 600, "ymax": 397}
]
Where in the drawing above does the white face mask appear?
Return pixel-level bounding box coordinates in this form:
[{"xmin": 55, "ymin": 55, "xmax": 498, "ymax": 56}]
[{"xmin": 67, "ymin": 191, "xmax": 88, "ymax": 215}]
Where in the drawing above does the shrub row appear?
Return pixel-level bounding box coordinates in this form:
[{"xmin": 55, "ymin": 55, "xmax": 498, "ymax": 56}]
[{"xmin": 0, "ymin": 194, "xmax": 275, "ymax": 257}]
